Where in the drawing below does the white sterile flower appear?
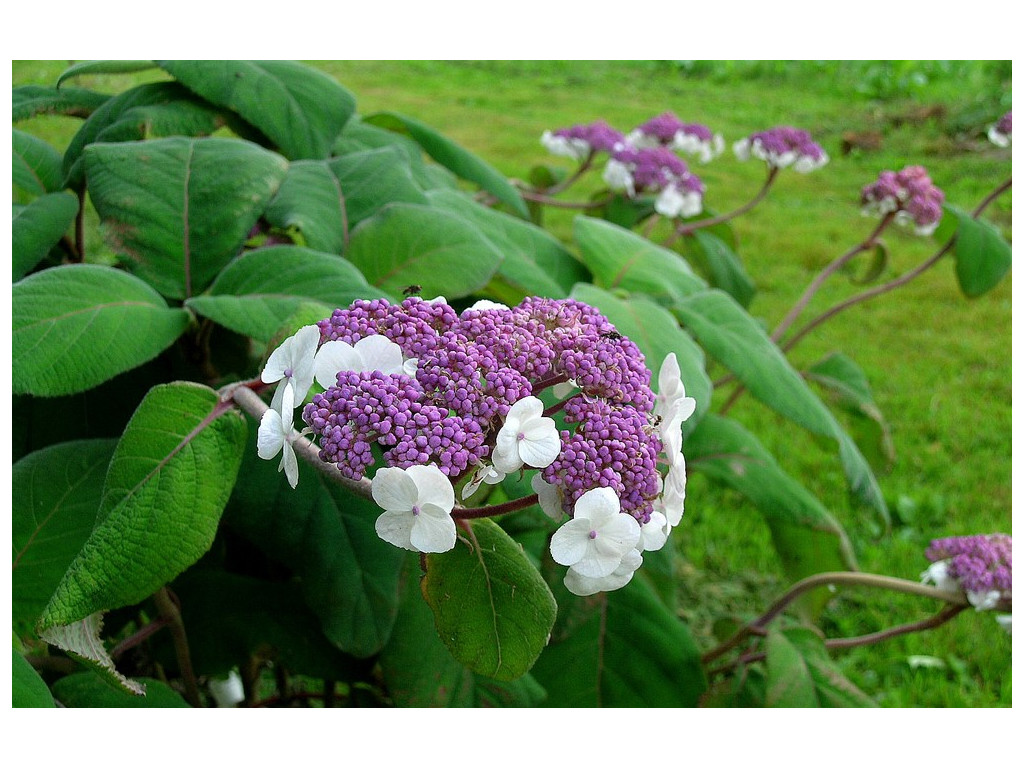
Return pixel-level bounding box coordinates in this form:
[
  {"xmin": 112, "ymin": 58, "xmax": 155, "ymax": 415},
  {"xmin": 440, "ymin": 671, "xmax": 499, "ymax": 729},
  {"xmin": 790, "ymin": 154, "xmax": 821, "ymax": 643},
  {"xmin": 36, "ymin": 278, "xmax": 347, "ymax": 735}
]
[
  {"xmin": 565, "ymin": 549, "xmax": 643, "ymax": 596},
  {"xmin": 550, "ymin": 487, "xmax": 641, "ymax": 578},
  {"xmin": 988, "ymin": 125, "xmax": 1010, "ymax": 148},
  {"xmin": 996, "ymin": 614, "xmax": 1012, "ymax": 634},
  {"xmin": 541, "ymin": 131, "xmax": 589, "ymax": 161},
  {"xmin": 794, "ymin": 151, "xmax": 829, "ymax": 173},
  {"xmin": 371, "ymin": 465, "xmax": 457, "ymax": 553},
  {"xmin": 261, "ymin": 324, "xmax": 319, "ymax": 413},
  {"xmin": 257, "ymin": 381, "xmax": 301, "ymax": 489},
  {"xmin": 659, "ymin": 451, "xmax": 687, "ymax": 527},
  {"xmin": 466, "ymin": 299, "xmax": 509, "ymax": 311},
  {"xmin": 639, "ymin": 510, "xmax": 670, "ymax": 552},
  {"xmin": 733, "ymin": 137, "xmax": 751, "ymax": 161},
  {"xmin": 602, "ymin": 159, "xmax": 636, "ymax": 195},
  {"xmin": 461, "ymin": 463, "xmax": 506, "ymax": 501},
  {"xmin": 967, "ymin": 589, "xmax": 1002, "ymax": 612},
  {"xmin": 920, "ymin": 560, "xmax": 960, "ymax": 594},
  {"xmin": 655, "ymin": 353, "xmax": 697, "ymax": 430},
  {"xmin": 492, "ymin": 396, "xmax": 561, "ymax": 474},
  {"xmin": 531, "ymin": 473, "xmax": 565, "ymax": 521},
  {"xmin": 208, "ymin": 669, "xmax": 245, "ymax": 708},
  {"xmin": 313, "ymin": 334, "xmax": 410, "ymax": 389}
]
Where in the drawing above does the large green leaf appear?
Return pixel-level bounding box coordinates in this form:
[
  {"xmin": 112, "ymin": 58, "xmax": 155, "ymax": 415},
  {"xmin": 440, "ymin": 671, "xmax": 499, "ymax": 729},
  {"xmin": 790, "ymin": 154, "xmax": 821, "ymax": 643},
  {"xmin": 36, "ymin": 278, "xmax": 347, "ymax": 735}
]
[
  {"xmin": 13, "ymin": 85, "xmax": 110, "ymax": 122},
  {"xmin": 686, "ymin": 413, "xmax": 857, "ymax": 592},
  {"xmin": 685, "ymin": 230, "xmax": 756, "ymax": 309},
  {"xmin": 421, "ymin": 518, "xmax": 557, "ymax": 682},
  {"xmin": 380, "ymin": 555, "xmax": 547, "ymax": 707},
  {"xmin": 263, "ymin": 160, "xmax": 349, "ymax": 253},
  {"xmin": 168, "ymin": 569, "xmax": 361, "ymax": 681},
  {"xmin": 52, "ymin": 672, "xmax": 190, "ymax": 708},
  {"xmin": 334, "ymin": 119, "xmax": 455, "ymax": 191},
  {"xmin": 61, "ymin": 82, "xmax": 230, "ymax": 188},
  {"xmin": 945, "ymin": 204, "xmax": 1012, "ymax": 298},
  {"xmin": 12, "ymin": 192, "xmax": 79, "ymax": 280},
  {"xmin": 573, "ymin": 216, "xmax": 706, "ymax": 305},
  {"xmin": 328, "ymin": 147, "xmax": 429, "ymax": 227},
  {"xmin": 55, "ymin": 59, "xmax": 159, "ymax": 87},
  {"xmin": 427, "ymin": 188, "xmax": 587, "ymax": 300},
  {"xmin": 530, "ymin": 576, "xmax": 706, "ymax": 706},
  {"xmin": 185, "ymin": 245, "xmax": 386, "ymax": 344},
  {"xmin": 12, "ymin": 265, "xmax": 190, "ymax": 396},
  {"xmin": 364, "ymin": 111, "xmax": 530, "ymax": 218},
  {"xmin": 84, "ymin": 136, "xmax": 288, "ymax": 299},
  {"xmin": 673, "ymin": 289, "xmax": 886, "ymax": 519},
  {"xmin": 223, "ymin": 438, "xmax": 406, "ymax": 658},
  {"xmin": 12, "ymin": 439, "xmax": 117, "ymax": 631},
  {"xmin": 765, "ymin": 628, "xmax": 819, "ymax": 707},
  {"xmin": 158, "ymin": 60, "xmax": 356, "ymax": 160},
  {"xmin": 37, "ymin": 382, "xmax": 247, "ymax": 631},
  {"xmin": 12, "ymin": 651, "xmax": 56, "ymax": 708},
  {"xmin": 805, "ymin": 352, "xmax": 893, "ymax": 473},
  {"xmin": 781, "ymin": 627, "xmax": 877, "ymax": 707},
  {"xmin": 570, "ymin": 284, "xmax": 711, "ymax": 433},
  {"xmin": 346, "ymin": 202, "xmax": 504, "ymax": 300},
  {"xmin": 13, "ymin": 129, "xmax": 64, "ymax": 196}
]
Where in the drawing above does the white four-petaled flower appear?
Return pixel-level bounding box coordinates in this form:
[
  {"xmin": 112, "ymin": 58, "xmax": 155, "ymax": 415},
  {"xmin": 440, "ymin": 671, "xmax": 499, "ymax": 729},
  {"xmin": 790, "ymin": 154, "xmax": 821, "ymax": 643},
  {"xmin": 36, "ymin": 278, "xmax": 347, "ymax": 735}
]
[
  {"xmin": 313, "ymin": 334, "xmax": 416, "ymax": 389},
  {"xmin": 492, "ymin": 396, "xmax": 561, "ymax": 475},
  {"xmin": 550, "ymin": 487, "xmax": 640, "ymax": 579},
  {"xmin": 461, "ymin": 463, "xmax": 506, "ymax": 501},
  {"xmin": 371, "ymin": 465, "xmax": 458, "ymax": 553},
  {"xmin": 261, "ymin": 325, "xmax": 320, "ymax": 413},
  {"xmin": 257, "ymin": 381, "xmax": 301, "ymax": 489}
]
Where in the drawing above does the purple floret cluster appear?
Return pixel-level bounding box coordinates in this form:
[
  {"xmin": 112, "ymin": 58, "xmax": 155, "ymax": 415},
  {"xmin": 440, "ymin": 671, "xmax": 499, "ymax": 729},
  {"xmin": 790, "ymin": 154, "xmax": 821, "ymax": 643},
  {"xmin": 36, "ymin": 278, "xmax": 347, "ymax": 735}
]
[
  {"xmin": 861, "ymin": 165, "xmax": 945, "ymax": 235},
  {"xmin": 734, "ymin": 125, "xmax": 829, "ymax": 172},
  {"xmin": 541, "ymin": 119, "xmax": 626, "ymax": 160},
  {"xmin": 988, "ymin": 110, "xmax": 1012, "ymax": 147},
  {"xmin": 631, "ymin": 112, "xmax": 716, "ymax": 145},
  {"xmin": 543, "ymin": 396, "xmax": 662, "ymax": 522},
  {"xmin": 302, "ymin": 297, "xmax": 662, "ymax": 515},
  {"xmin": 926, "ymin": 534, "xmax": 1012, "ymax": 600}
]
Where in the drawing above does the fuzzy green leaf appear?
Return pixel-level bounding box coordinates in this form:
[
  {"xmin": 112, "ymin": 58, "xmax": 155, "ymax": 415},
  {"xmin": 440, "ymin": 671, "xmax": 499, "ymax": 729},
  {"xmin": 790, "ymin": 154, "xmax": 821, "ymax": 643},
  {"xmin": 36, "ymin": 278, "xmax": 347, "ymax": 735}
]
[
  {"xmin": 37, "ymin": 382, "xmax": 247, "ymax": 631},
  {"xmin": 673, "ymin": 289, "xmax": 887, "ymax": 521},
  {"xmin": 364, "ymin": 111, "xmax": 530, "ymax": 218},
  {"xmin": 39, "ymin": 613, "xmax": 145, "ymax": 695},
  {"xmin": 186, "ymin": 245, "xmax": 386, "ymax": 343},
  {"xmin": 53, "ymin": 672, "xmax": 191, "ymax": 707},
  {"xmin": 56, "ymin": 59, "xmax": 159, "ymax": 88},
  {"xmin": 12, "ymin": 192, "xmax": 79, "ymax": 280},
  {"xmin": 686, "ymin": 230, "xmax": 756, "ymax": 308},
  {"xmin": 13, "ymin": 265, "xmax": 190, "ymax": 396},
  {"xmin": 530, "ymin": 577, "xmax": 706, "ymax": 706},
  {"xmin": 12, "ymin": 651, "xmax": 56, "ymax": 707},
  {"xmin": 573, "ymin": 216, "xmax": 706, "ymax": 305},
  {"xmin": 421, "ymin": 518, "xmax": 557, "ymax": 682},
  {"xmin": 159, "ymin": 60, "xmax": 356, "ymax": 160},
  {"xmin": 946, "ymin": 204, "xmax": 1013, "ymax": 298},
  {"xmin": 12, "ymin": 439, "xmax": 117, "ymax": 631},
  {"xmin": 766, "ymin": 628, "xmax": 819, "ymax": 707},
  {"xmin": 427, "ymin": 188, "xmax": 587, "ymax": 300},
  {"xmin": 13, "ymin": 129, "xmax": 64, "ymax": 196},
  {"xmin": 223, "ymin": 440, "xmax": 406, "ymax": 658},
  {"xmin": 347, "ymin": 203, "xmax": 504, "ymax": 300},
  {"xmin": 84, "ymin": 136, "xmax": 288, "ymax": 299},
  {"xmin": 13, "ymin": 85, "xmax": 110, "ymax": 122}
]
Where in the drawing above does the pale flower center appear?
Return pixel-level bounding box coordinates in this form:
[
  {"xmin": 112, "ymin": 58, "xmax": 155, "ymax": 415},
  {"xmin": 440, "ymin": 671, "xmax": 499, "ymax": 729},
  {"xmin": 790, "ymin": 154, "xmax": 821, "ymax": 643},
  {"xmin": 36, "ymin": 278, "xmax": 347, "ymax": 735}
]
[
  {"xmin": 589, "ymin": 530, "xmax": 598, "ymax": 540},
  {"xmin": 517, "ymin": 432, "xmax": 526, "ymax": 441}
]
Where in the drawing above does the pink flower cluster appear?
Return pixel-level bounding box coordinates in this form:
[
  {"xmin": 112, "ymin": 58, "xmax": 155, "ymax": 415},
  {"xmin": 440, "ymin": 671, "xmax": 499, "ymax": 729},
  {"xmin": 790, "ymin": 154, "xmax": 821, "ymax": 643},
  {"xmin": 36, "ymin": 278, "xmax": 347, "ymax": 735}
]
[{"xmin": 861, "ymin": 165, "xmax": 945, "ymax": 236}]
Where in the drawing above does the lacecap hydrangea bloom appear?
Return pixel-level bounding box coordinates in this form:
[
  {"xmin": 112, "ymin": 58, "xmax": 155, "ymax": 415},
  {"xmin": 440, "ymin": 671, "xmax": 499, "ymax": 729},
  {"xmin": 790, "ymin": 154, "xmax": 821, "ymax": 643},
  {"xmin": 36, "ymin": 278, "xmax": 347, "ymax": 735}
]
[
  {"xmin": 603, "ymin": 145, "xmax": 705, "ymax": 218},
  {"xmin": 861, "ymin": 165, "xmax": 945, "ymax": 236},
  {"xmin": 988, "ymin": 111, "xmax": 1011, "ymax": 148},
  {"xmin": 733, "ymin": 125, "xmax": 829, "ymax": 172},
  {"xmin": 627, "ymin": 112, "xmax": 725, "ymax": 164},
  {"xmin": 922, "ymin": 533, "xmax": 1011, "ymax": 632},
  {"xmin": 541, "ymin": 120, "xmax": 626, "ymax": 162},
  {"xmin": 258, "ymin": 296, "xmax": 696, "ymax": 596}
]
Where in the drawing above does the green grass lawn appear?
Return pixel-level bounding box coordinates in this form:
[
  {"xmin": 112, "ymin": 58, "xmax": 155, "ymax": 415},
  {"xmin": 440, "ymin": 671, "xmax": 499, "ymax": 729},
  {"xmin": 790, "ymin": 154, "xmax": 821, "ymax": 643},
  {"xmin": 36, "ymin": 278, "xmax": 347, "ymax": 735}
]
[{"xmin": 12, "ymin": 60, "xmax": 1012, "ymax": 706}]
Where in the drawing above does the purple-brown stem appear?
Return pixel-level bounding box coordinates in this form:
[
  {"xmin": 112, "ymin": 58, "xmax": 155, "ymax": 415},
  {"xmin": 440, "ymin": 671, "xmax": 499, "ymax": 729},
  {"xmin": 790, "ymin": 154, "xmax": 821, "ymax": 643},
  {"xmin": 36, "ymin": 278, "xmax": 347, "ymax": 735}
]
[
  {"xmin": 664, "ymin": 167, "xmax": 779, "ymax": 248},
  {"xmin": 454, "ymin": 493, "xmax": 539, "ymax": 520}
]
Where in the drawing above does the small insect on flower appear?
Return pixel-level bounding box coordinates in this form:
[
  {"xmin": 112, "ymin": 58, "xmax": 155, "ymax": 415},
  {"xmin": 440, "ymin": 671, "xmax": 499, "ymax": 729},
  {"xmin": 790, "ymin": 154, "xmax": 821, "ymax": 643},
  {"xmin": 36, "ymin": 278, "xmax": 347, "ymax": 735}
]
[
  {"xmin": 600, "ymin": 330, "xmax": 623, "ymax": 340},
  {"xmin": 402, "ymin": 284, "xmax": 423, "ymax": 297}
]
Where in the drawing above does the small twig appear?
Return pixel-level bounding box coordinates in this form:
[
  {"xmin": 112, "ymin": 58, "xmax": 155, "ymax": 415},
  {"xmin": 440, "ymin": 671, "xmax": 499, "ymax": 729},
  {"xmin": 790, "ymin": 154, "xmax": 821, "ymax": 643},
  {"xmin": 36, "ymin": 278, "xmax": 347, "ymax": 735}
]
[
  {"xmin": 110, "ymin": 615, "xmax": 172, "ymax": 659},
  {"xmin": 153, "ymin": 587, "xmax": 202, "ymax": 707},
  {"xmin": 664, "ymin": 167, "xmax": 779, "ymax": 247}
]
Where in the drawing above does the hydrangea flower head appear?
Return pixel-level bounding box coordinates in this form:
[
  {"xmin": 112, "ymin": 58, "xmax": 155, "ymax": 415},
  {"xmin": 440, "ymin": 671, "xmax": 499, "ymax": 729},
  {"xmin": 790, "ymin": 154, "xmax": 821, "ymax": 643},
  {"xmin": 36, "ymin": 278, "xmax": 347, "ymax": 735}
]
[
  {"xmin": 733, "ymin": 126, "xmax": 829, "ymax": 172},
  {"xmin": 988, "ymin": 111, "xmax": 1011, "ymax": 148},
  {"xmin": 541, "ymin": 120, "xmax": 626, "ymax": 161},
  {"xmin": 628, "ymin": 112, "xmax": 725, "ymax": 163},
  {"xmin": 923, "ymin": 533, "xmax": 1012, "ymax": 611},
  {"xmin": 603, "ymin": 146, "xmax": 705, "ymax": 218},
  {"xmin": 861, "ymin": 165, "xmax": 945, "ymax": 236}
]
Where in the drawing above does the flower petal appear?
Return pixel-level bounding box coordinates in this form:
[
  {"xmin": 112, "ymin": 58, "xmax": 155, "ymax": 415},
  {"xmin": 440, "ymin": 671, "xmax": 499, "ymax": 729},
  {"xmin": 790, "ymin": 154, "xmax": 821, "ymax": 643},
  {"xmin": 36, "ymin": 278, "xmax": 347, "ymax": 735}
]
[
  {"xmin": 280, "ymin": 441, "xmax": 299, "ymax": 489},
  {"xmin": 371, "ymin": 467, "xmax": 419, "ymax": 512},
  {"xmin": 355, "ymin": 334, "xmax": 406, "ymax": 376},
  {"xmin": 531, "ymin": 474, "xmax": 564, "ymax": 521},
  {"xmin": 491, "ymin": 432, "xmax": 524, "ymax": 474},
  {"xmin": 313, "ymin": 340, "xmax": 361, "ymax": 389},
  {"xmin": 564, "ymin": 550, "xmax": 642, "ymax": 596},
  {"xmin": 374, "ymin": 508, "xmax": 415, "ymax": 550},
  {"xmin": 256, "ymin": 409, "xmax": 284, "ymax": 460},
  {"xmin": 405, "ymin": 464, "xmax": 456, "ymax": 512},
  {"xmin": 517, "ymin": 421, "xmax": 561, "ymax": 468},
  {"xmin": 507, "ymin": 395, "xmax": 544, "ymax": 424},
  {"xmin": 572, "ymin": 486, "xmax": 621, "ymax": 524},
  {"xmin": 409, "ymin": 502, "xmax": 457, "ymax": 553},
  {"xmin": 549, "ymin": 517, "xmax": 595, "ymax": 567}
]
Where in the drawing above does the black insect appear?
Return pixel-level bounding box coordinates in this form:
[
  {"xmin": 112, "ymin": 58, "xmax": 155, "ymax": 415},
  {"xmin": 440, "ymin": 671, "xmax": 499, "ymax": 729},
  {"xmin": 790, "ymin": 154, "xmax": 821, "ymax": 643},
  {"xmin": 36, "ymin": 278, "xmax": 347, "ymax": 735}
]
[
  {"xmin": 600, "ymin": 330, "xmax": 623, "ymax": 340},
  {"xmin": 402, "ymin": 284, "xmax": 423, "ymax": 297}
]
